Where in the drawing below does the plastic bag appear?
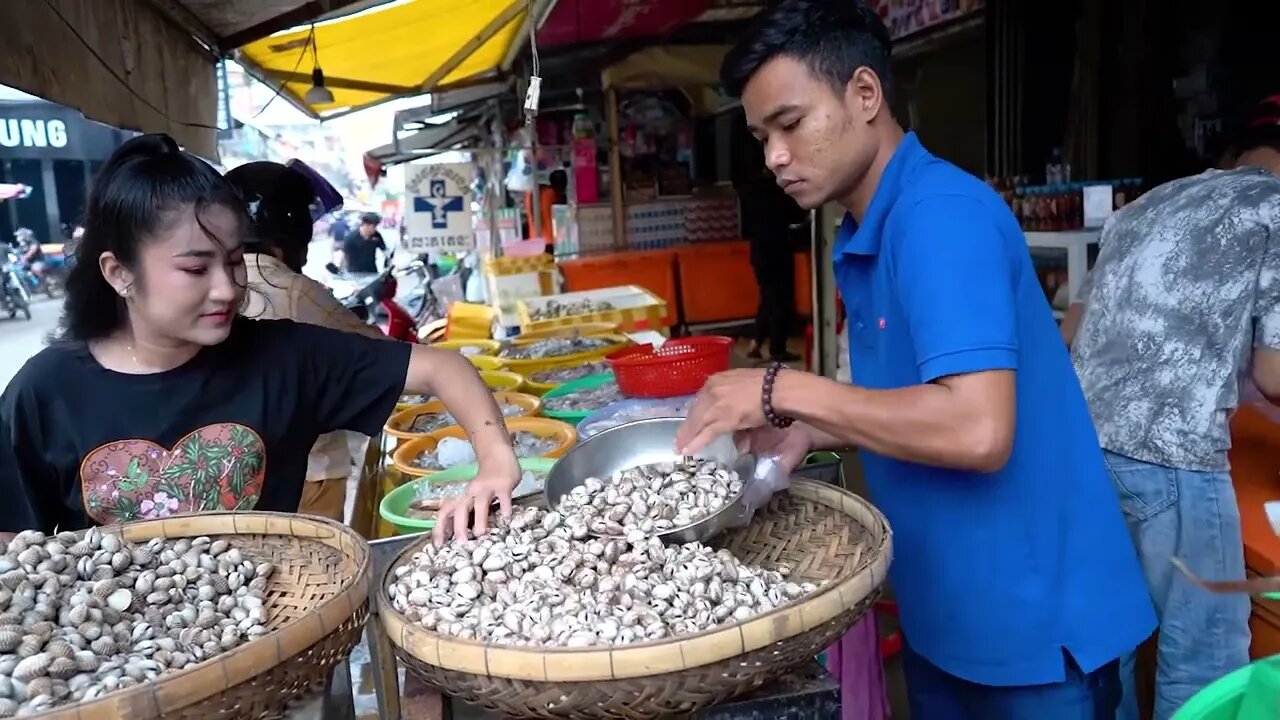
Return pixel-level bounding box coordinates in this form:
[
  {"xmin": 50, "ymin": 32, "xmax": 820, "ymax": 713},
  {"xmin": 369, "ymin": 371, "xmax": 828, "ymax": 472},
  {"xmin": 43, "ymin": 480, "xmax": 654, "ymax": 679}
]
[
  {"xmin": 577, "ymin": 396, "xmax": 696, "ymax": 439},
  {"xmin": 434, "ymin": 437, "xmax": 476, "ymax": 469},
  {"xmin": 723, "ymin": 452, "xmax": 793, "ymax": 529}
]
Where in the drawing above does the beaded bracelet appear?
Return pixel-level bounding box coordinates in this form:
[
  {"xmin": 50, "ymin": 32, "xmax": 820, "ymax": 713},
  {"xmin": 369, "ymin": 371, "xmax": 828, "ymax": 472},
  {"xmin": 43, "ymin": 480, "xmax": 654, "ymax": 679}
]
[{"xmin": 762, "ymin": 361, "xmax": 796, "ymax": 429}]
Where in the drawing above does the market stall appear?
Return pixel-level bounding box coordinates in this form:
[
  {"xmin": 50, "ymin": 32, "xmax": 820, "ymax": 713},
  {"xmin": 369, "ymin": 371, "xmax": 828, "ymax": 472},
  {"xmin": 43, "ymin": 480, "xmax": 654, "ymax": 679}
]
[{"xmin": 542, "ymin": 43, "xmax": 819, "ymax": 333}]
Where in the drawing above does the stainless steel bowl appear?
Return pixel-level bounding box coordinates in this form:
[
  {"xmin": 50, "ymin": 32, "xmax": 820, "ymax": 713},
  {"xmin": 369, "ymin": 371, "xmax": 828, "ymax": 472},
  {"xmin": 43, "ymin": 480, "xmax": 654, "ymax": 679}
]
[{"xmin": 543, "ymin": 417, "xmax": 755, "ymax": 543}]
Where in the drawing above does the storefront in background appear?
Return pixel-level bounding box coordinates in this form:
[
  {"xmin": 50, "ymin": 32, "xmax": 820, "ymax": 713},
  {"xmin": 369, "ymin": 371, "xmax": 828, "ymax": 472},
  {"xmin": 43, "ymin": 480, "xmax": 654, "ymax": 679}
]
[{"xmin": 0, "ymin": 97, "xmax": 134, "ymax": 243}]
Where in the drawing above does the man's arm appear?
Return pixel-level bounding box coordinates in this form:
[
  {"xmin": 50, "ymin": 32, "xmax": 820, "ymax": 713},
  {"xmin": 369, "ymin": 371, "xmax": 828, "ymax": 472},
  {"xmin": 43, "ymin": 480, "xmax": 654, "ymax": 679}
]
[
  {"xmin": 1251, "ymin": 203, "xmax": 1280, "ymax": 402},
  {"xmin": 1252, "ymin": 350, "xmax": 1280, "ymax": 403},
  {"xmin": 1059, "ymin": 268, "xmax": 1094, "ymax": 348},
  {"xmin": 776, "ymin": 371, "xmax": 1014, "ymax": 473},
  {"xmin": 1060, "ymin": 302, "xmax": 1085, "ymax": 348},
  {"xmin": 777, "ymin": 195, "xmax": 1020, "ymax": 473}
]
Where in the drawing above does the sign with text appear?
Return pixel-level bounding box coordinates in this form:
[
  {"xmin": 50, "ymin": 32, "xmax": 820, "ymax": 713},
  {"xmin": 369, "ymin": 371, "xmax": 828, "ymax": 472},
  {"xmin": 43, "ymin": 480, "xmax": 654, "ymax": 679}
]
[{"xmin": 404, "ymin": 163, "xmax": 475, "ymax": 253}]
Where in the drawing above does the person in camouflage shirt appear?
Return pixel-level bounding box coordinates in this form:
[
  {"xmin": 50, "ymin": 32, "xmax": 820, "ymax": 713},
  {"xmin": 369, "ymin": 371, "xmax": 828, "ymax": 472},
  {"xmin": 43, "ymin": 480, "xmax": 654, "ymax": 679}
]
[{"xmin": 1069, "ymin": 122, "xmax": 1280, "ymax": 719}]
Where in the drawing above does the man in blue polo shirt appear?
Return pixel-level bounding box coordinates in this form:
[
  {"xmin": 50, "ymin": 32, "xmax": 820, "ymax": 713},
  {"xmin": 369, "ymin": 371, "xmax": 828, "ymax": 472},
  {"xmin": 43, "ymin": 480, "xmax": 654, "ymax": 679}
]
[{"xmin": 675, "ymin": 2, "xmax": 1156, "ymax": 716}]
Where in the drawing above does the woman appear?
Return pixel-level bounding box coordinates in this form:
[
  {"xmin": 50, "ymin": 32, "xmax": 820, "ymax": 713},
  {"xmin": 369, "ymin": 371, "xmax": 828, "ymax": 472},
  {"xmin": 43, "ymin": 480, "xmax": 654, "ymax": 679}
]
[
  {"xmin": 225, "ymin": 159, "xmax": 388, "ymax": 522},
  {"xmin": 0, "ymin": 134, "xmax": 518, "ymax": 540}
]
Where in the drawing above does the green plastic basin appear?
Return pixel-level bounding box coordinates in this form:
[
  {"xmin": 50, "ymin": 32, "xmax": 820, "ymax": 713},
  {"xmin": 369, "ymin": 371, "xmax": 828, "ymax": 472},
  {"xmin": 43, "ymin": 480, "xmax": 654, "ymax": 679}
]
[{"xmin": 378, "ymin": 458, "xmax": 558, "ymax": 536}]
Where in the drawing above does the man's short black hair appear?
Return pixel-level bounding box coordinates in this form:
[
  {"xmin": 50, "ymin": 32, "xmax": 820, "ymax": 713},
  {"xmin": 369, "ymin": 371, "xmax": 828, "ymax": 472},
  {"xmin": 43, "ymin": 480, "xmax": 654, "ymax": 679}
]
[
  {"xmin": 360, "ymin": 211, "xmax": 381, "ymax": 226},
  {"xmin": 720, "ymin": 0, "xmax": 894, "ymax": 102}
]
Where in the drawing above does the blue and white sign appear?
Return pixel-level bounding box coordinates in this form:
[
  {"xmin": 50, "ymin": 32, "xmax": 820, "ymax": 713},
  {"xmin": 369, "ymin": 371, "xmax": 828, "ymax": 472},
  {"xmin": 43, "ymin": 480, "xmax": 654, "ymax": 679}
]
[{"xmin": 405, "ymin": 162, "xmax": 474, "ymax": 252}]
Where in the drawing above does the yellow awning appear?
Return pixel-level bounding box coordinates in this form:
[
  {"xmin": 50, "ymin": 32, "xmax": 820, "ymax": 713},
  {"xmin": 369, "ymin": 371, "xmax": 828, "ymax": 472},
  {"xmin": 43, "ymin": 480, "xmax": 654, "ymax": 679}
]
[{"xmin": 237, "ymin": 0, "xmax": 528, "ymax": 118}]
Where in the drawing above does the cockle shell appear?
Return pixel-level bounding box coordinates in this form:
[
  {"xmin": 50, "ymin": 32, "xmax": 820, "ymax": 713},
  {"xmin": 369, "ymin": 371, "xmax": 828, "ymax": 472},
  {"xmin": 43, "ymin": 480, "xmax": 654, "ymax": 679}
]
[
  {"xmin": 46, "ymin": 657, "xmax": 76, "ymax": 681},
  {"xmin": 390, "ymin": 502, "xmax": 822, "ymax": 649},
  {"xmin": 0, "ymin": 530, "xmax": 270, "ymax": 716},
  {"xmin": 12, "ymin": 654, "xmax": 49, "ymax": 682}
]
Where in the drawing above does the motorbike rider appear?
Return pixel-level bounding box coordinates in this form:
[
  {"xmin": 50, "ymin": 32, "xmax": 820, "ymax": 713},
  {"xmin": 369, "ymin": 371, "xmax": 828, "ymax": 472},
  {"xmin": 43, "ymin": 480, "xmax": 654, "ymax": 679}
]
[
  {"xmin": 341, "ymin": 212, "xmax": 386, "ymax": 274},
  {"xmin": 225, "ymin": 159, "xmax": 397, "ymax": 522},
  {"xmin": 11, "ymin": 229, "xmax": 45, "ymax": 289}
]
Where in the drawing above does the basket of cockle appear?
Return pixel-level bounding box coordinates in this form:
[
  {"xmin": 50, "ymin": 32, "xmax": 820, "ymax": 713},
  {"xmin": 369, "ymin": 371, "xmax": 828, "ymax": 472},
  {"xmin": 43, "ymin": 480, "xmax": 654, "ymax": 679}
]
[
  {"xmin": 523, "ymin": 360, "xmax": 613, "ymax": 396},
  {"xmin": 0, "ymin": 512, "xmax": 369, "ymax": 719},
  {"xmin": 377, "ymin": 419, "xmax": 891, "ymax": 719},
  {"xmin": 496, "ymin": 334, "xmax": 633, "ymax": 376}
]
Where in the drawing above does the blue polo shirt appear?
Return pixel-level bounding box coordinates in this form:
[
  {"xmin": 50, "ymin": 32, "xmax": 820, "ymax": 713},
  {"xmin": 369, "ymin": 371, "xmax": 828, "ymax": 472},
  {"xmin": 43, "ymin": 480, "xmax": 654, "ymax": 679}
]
[{"xmin": 836, "ymin": 133, "xmax": 1155, "ymax": 687}]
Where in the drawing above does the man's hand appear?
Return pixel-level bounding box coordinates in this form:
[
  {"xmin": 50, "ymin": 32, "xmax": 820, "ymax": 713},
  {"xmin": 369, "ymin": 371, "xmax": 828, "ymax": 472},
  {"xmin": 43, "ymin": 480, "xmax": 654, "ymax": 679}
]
[
  {"xmin": 735, "ymin": 425, "xmax": 813, "ymax": 474},
  {"xmin": 676, "ymin": 369, "xmax": 770, "ymax": 455}
]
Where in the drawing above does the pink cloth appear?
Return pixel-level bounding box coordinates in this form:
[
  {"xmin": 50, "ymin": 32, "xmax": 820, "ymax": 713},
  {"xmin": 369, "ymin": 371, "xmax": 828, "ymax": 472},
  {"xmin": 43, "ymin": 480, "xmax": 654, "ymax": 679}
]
[{"xmin": 824, "ymin": 614, "xmax": 890, "ymax": 720}]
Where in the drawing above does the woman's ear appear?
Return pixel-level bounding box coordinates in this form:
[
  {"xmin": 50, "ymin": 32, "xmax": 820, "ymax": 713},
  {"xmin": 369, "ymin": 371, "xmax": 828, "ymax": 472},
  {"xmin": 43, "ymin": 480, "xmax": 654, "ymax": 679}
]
[{"xmin": 99, "ymin": 251, "xmax": 135, "ymax": 298}]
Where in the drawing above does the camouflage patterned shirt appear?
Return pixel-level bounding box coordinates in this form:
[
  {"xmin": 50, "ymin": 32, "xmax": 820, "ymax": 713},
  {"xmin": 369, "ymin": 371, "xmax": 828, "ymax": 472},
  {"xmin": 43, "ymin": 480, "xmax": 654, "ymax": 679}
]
[{"xmin": 1071, "ymin": 167, "xmax": 1280, "ymax": 472}]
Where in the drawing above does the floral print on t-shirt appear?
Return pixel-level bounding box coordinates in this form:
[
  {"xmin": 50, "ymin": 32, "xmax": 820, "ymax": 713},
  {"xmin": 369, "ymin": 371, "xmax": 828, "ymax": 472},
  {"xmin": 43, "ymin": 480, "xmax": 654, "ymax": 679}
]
[{"xmin": 79, "ymin": 423, "xmax": 266, "ymax": 524}]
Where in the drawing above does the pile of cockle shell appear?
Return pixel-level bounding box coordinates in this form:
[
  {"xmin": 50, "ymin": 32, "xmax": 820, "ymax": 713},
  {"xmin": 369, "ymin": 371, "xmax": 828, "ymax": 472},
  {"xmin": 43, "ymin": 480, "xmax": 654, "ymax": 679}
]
[
  {"xmin": 408, "ymin": 401, "xmax": 526, "ymax": 434},
  {"xmin": 558, "ymin": 459, "xmax": 744, "ymax": 537},
  {"xmin": 499, "ymin": 337, "xmax": 614, "ymax": 361},
  {"xmin": 387, "ymin": 506, "xmax": 817, "ymax": 648},
  {"xmin": 528, "ymin": 299, "xmax": 614, "ymax": 321},
  {"xmin": 0, "ymin": 528, "xmax": 271, "ymax": 717},
  {"xmin": 412, "ymin": 432, "xmax": 560, "ymax": 471},
  {"xmin": 528, "ymin": 362, "xmax": 610, "ymax": 386},
  {"xmin": 543, "ymin": 379, "xmax": 623, "ymax": 414}
]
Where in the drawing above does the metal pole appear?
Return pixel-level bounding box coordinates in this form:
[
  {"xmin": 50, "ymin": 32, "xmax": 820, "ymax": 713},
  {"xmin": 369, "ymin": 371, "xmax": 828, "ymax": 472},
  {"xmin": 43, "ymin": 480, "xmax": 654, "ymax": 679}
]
[
  {"xmin": 487, "ymin": 116, "xmax": 503, "ymax": 257},
  {"xmin": 529, "ymin": 128, "xmax": 543, "ymax": 245},
  {"xmin": 813, "ymin": 205, "xmax": 840, "ymax": 379},
  {"xmin": 606, "ymin": 87, "xmax": 625, "ymax": 250}
]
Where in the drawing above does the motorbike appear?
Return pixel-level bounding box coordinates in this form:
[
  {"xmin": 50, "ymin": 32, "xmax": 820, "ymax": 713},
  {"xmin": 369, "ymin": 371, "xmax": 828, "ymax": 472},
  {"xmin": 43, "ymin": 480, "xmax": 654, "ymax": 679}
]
[
  {"xmin": 323, "ymin": 254, "xmax": 419, "ymax": 342},
  {"xmin": 325, "ymin": 264, "xmax": 387, "ymax": 325},
  {"xmin": 399, "ymin": 252, "xmax": 471, "ymax": 327},
  {"xmin": 398, "ymin": 258, "xmax": 437, "ymax": 324},
  {"xmin": 1, "ymin": 248, "xmax": 32, "ymax": 321},
  {"xmin": 37, "ymin": 243, "xmax": 68, "ymax": 296}
]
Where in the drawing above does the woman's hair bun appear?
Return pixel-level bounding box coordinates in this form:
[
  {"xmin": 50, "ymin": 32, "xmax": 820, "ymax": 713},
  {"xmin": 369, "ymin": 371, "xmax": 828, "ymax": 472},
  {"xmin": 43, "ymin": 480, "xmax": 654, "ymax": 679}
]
[{"xmin": 116, "ymin": 133, "xmax": 181, "ymax": 160}]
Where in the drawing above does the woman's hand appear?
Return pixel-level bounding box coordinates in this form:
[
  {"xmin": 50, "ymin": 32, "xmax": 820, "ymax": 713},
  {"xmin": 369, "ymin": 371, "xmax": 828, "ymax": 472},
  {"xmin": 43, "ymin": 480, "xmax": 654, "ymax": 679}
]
[{"xmin": 432, "ymin": 456, "xmax": 521, "ymax": 546}]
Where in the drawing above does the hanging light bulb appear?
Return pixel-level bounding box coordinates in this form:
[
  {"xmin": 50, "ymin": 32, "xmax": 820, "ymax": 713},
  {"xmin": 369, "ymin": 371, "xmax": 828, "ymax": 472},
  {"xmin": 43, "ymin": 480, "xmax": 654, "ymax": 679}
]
[
  {"xmin": 305, "ymin": 67, "xmax": 334, "ymax": 105},
  {"xmin": 303, "ymin": 28, "xmax": 334, "ymax": 106}
]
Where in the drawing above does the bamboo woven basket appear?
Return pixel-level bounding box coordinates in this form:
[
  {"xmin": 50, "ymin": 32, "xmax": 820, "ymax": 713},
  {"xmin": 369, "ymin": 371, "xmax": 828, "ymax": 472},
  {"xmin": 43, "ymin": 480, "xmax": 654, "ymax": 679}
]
[
  {"xmin": 33, "ymin": 512, "xmax": 370, "ymax": 720},
  {"xmin": 378, "ymin": 480, "xmax": 891, "ymax": 719}
]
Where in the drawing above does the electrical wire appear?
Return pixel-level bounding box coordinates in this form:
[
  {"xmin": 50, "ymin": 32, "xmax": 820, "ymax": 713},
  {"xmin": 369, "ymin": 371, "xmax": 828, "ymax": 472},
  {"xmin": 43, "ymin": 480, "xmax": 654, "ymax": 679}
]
[
  {"xmin": 40, "ymin": 0, "xmax": 218, "ymax": 130},
  {"xmin": 526, "ymin": 0, "xmax": 540, "ymax": 79},
  {"xmin": 524, "ymin": 0, "xmax": 540, "ymax": 126},
  {"xmin": 251, "ymin": 24, "xmax": 317, "ymax": 119}
]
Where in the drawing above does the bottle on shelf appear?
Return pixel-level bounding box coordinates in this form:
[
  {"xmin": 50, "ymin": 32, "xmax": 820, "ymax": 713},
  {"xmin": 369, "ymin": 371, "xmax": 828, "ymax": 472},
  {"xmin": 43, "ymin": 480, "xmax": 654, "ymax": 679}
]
[{"xmin": 1045, "ymin": 147, "xmax": 1064, "ymax": 185}]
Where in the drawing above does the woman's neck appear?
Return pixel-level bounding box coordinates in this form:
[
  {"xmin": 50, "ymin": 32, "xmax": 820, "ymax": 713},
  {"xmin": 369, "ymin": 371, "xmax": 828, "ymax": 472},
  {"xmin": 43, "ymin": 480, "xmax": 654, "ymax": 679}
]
[{"xmin": 93, "ymin": 325, "xmax": 202, "ymax": 374}]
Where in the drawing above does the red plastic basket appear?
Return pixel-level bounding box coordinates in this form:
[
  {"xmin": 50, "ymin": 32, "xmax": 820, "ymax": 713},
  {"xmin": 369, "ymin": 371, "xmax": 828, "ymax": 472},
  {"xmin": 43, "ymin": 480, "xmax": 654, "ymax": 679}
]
[{"xmin": 606, "ymin": 335, "xmax": 734, "ymax": 398}]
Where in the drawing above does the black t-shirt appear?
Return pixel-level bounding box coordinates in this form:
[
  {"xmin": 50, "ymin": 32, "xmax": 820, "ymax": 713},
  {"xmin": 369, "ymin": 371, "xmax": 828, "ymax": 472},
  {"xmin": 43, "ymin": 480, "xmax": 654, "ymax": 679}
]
[
  {"xmin": 342, "ymin": 230, "xmax": 385, "ymax": 274},
  {"xmin": 329, "ymin": 220, "xmax": 349, "ymax": 243},
  {"xmin": 0, "ymin": 318, "xmax": 411, "ymax": 532}
]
